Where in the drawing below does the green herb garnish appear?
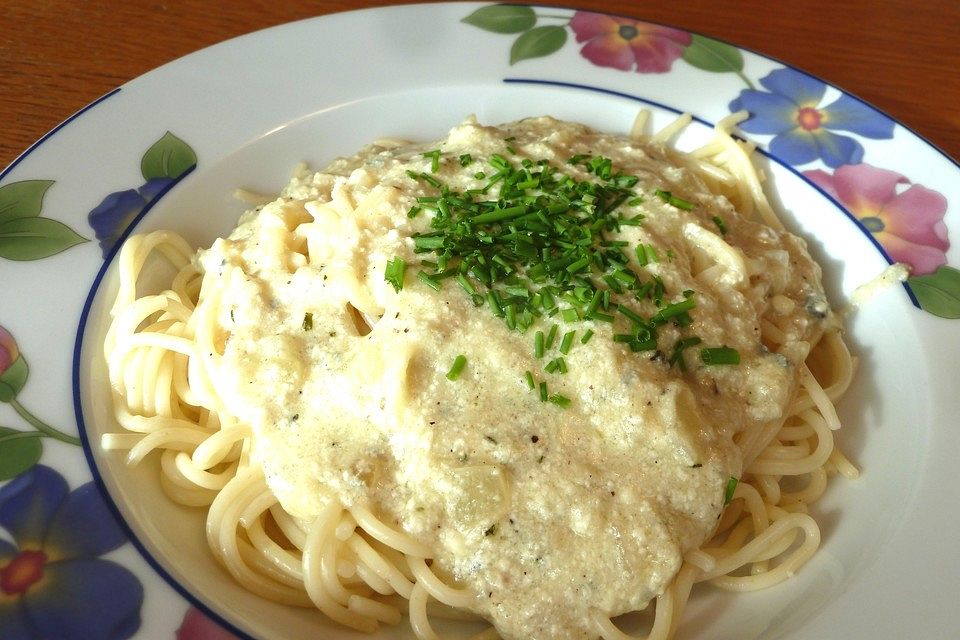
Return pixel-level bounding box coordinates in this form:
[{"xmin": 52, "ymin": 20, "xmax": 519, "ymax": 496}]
[
  {"xmin": 446, "ymin": 355, "xmax": 467, "ymax": 381},
  {"xmin": 524, "ymin": 370, "xmax": 535, "ymax": 389},
  {"xmin": 548, "ymin": 393, "xmax": 571, "ymax": 408},
  {"xmin": 712, "ymin": 215, "xmax": 728, "ymax": 235},
  {"xmin": 422, "ymin": 149, "xmax": 441, "ymax": 173},
  {"xmin": 384, "ymin": 257, "xmax": 407, "ymax": 292},
  {"xmin": 392, "ymin": 149, "xmax": 712, "ymax": 401},
  {"xmin": 701, "ymin": 347, "xmax": 741, "ymax": 366},
  {"xmin": 724, "ymin": 476, "xmax": 739, "ymax": 505},
  {"xmin": 559, "ymin": 331, "xmax": 575, "ymax": 355},
  {"xmin": 654, "ymin": 189, "xmax": 694, "ymax": 210}
]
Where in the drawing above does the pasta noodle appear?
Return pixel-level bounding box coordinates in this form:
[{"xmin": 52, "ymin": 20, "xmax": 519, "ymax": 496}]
[{"xmin": 103, "ymin": 112, "xmax": 856, "ymax": 639}]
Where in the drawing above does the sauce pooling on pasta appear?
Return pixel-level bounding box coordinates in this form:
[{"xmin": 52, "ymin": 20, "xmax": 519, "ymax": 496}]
[{"xmin": 198, "ymin": 117, "xmax": 832, "ymax": 639}]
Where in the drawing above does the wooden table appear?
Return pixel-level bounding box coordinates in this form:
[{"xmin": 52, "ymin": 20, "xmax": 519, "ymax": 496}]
[{"xmin": 3, "ymin": 0, "xmax": 959, "ymax": 169}]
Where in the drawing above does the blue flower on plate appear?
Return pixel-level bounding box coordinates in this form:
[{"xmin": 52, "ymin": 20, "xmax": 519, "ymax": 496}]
[
  {"xmin": 729, "ymin": 67, "xmax": 895, "ymax": 168},
  {"xmin": 0, "ymin": 465, "xmax": 142, "ymax": 640},
  {"xmin": 87, "ymin": 177, "xmax": 174, "ymax": 258}
]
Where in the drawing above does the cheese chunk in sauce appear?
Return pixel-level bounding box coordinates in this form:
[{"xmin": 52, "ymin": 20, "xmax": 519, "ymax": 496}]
[{"xmin": 199, "ymin": 117, "xmax": 832, "ymax": 639}]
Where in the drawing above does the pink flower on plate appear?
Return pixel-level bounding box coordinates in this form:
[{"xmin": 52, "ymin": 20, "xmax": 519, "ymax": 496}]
[
  {"xmin": 570, "ymin": 12, "xmax": 691, "ymax": 73},
  {"xmin": 177, "ymin": 607, "xmax": 239, "ymax": 640},
  {"xmin": 805, "ymin": 164, "xmax": 949, "ymax": 275},
  {"xmin": 0, "ymin": 326, "xmax": 19, "ymax": 375}
]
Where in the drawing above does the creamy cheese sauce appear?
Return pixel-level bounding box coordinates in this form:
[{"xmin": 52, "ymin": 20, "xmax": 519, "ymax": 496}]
[{"xmin": 198, "ymin": 117, "xmax": 830, "ymax": 639}]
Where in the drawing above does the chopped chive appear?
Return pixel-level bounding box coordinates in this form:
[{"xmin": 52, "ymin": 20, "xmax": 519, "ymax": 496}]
[
  {"xmin": 534, "ymin": 331, "xmax": 545, "ymax": 358},
  {"xmin": 701, "ymin": 347, "xmax": 741, "ymax": 365},
  {"xmin": 544, "ymin": 359, "xmax": 560, "ymax": 374},
  {"xmin": 422, "ymin": 149, "xmax": 441, "ymax": 173},
  {"xmin": 487, "ymin": 290, "xmax": 504, "ymax": 317},
  {"xmin": 540, "ymin": 287, "xmax": 556, "ymax": 310},
  {"xmin": 455, "ymin": 274, "xmax": 476, "ymax": 295},
  {"xmin": 471, "ymin": 204, "xmax": 529, "ymax": 224},
  {"xmin": 414, "ymin": 235, "xmax": 445, "ymax": 250},
  {"xmin": 724, "ymin": 476, "xmax": 739, "ymax": 505},
  {"xmin": 653, "ymin": 297, "xmax": 696, "ymax": 323},
  {"xmin": 559, "ymin": 331, "xmax": 575, "ymax": 355},
  {"xmin": 635, "ymin": 243, "xmax": 649, "ymax": 266},
  {"xmin": 539, "ymin": 381, "xmax": 548, "ymax": 402},
  {"xmin": 712, "ymin": 215, "xmax": 728, "ymax": 235},
  {"xmin": 584, "ymin": 290, "xmax": 602, "ymax": 316},
  {"xmin": 545, "ymin": 324, "xmax": 559, "ymax": 349},
  {"xmin": 417, "ymin": 271, "xmax": 441, "ymax": 291},
  {"xmin": 612, "ymin": 269, "xmax": 637, "ymax": 284},
  {"xmin": 654, "ymin": 189, "xmax": 694, "ymax": 210},
  {"xmin": 419, "ymin": 172, "xmax": 441, "ymax": 188},
  {"xmin": 587, "ymin": 311, "xmax": 615, "ymax": 323},
  {"xmin": 446, "ymin": 354, "xmax": 467, "ymax": 381},
  {"xmin": 580, "ymin": 329, "xmax": 594, "ymax": 344},
  {"xmin": 459, "ymin": 153, "xmax": 474, "ymax": 167},
  {"xmin": 617, "ymin": 304, "xmax": 645, "ymax": 326},
  {"xmin": 560, "ymin": 307, "xmax": 579, "ymax": 323},
  {"xmin": 524, "ymin": 370, "xmax": 535, "ymax": 389},
  {"xmin": 566, "ymin": 256, "xmax": 591, "ymax": 274},
  {"xmin": 548, "ymin": 394, "xmax": 571, "ymax": 408},
  {"xmin": 505, "ymin": 303, "xmax": 517, "ymax": 330},
  {"xmin": 384, "ymin": 257, "xmax": 407, "ymax": 292}
]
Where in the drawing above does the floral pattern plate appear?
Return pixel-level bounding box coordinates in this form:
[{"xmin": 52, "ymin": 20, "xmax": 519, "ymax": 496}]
[{"xmin": 2, "ymin": 4, "xmax": 958, "ymax": 639}]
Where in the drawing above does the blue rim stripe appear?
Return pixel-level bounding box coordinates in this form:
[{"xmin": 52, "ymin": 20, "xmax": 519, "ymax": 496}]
[
  {"xmin": 504, "ymin": 77, "xmax": 920, "ymax": 308},
  {"xmin": 0, "ymin": 88, "xmax": 122, "ymax": 183}
]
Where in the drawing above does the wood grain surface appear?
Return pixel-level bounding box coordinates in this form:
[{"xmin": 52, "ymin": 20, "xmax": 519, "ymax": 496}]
[{"xmin": 2, "ymin": 0, "xmax": 959, "ymax": 171}]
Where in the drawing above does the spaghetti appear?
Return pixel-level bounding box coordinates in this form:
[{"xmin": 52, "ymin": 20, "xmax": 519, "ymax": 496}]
[{"xmin": 103, "ymin": 113, "xmax": 856, "ymax": 639}]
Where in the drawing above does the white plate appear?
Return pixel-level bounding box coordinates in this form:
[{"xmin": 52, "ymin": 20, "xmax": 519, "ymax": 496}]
[{"xmin": 1, "ymin": 3, "xmax": 958, "ymax": 639}]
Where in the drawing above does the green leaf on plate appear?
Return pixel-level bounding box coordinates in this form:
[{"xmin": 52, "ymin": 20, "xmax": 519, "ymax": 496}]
[
  {"xmin": 0, "ymin": 427, "xmax": 43, "ymax": 481},
  {"xmin": 510, "ymin": 25, "xmax": 567, "ymax": 65},
  {"xmin": 682, "ymin": 34, "xmax": 744, "ymax": 73},
  {"xmin": 462, "ymin": 4, "xmax": 537, "ymax": 33},
  {"xmin": 141, "ymin": 131, "xmax": 197, "ymax": 181},
  {"xmin": 0, "ymin": 216, "xmax": 88, "ymax": 261},
  {"xmin": 907, "ymin": 265, "xmax": 960, "ymax": 319},
  {"xmin": 0, "ymin": 355, "xmax": 28, "ymax": 401},
  {"xmin": 0, "ymin": 180, "xmax": 55, "ymax": 224}
]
